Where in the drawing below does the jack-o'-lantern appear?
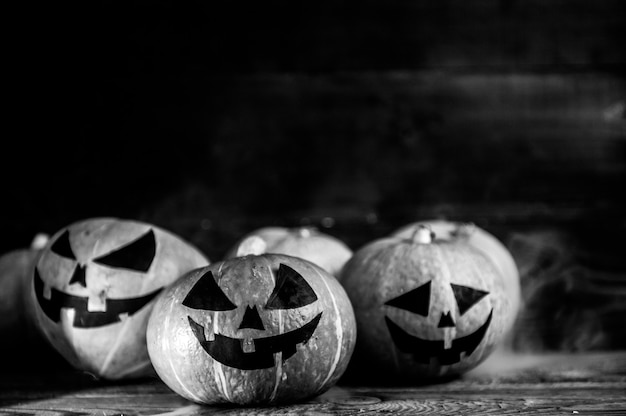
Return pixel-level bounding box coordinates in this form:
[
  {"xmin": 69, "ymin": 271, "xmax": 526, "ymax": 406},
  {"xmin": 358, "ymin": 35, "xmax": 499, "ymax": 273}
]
[
  {"xmin": 146, "ymin": 245, "xmax": 357, "ymax": 405},
  {"xmin": 28, "ymin": 217, "xmax": 209, "ymax": 380},
  {"xmin": 225, "ymin": 226, "xmax": 353, "ymax": 278},
  {"xmin": 340, "ymin": 226, "xmax": 516, "ymax": 383}
]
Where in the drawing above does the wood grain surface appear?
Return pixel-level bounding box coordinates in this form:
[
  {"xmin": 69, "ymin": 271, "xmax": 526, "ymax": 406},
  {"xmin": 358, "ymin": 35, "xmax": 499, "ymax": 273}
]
[{"xmin": 2, "ymin": 350, "xmax": 625, "ymax": 415}]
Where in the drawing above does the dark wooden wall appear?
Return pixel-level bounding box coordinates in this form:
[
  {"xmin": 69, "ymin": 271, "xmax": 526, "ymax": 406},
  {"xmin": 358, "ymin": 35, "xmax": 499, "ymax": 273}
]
[{"xmin": 4, "ymin": 0, "xmax": 625, "ymax": 351}]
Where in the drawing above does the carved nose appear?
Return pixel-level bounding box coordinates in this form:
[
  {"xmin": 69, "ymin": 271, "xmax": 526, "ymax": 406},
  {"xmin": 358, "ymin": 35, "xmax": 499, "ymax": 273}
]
[
  {"xmin": 69, "ymin": 264, "xmax": 87, "ymax": 287},
  {"xmin": 437, "ymin": 311, "xmax": 456, "ymax": 328},
  {"xmin": 238, "ymin": 305, "xmax": 265, "ymax": 330}
]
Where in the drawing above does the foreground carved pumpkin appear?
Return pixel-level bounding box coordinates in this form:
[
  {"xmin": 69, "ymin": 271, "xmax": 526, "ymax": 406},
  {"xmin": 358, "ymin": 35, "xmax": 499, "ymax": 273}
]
[
  {"xmin": 340, "ymin": 226, "xmax": 516, "ymax": 383},
  {"xmin": 146, "ymin": 247, "xmax": 357, "ymax": 405},
  {"xmin": 225, "ymin": 226, "xmax": 353, "ymax": 277},
  {"xmin": 28, "ymin": 218, "xmax": 209, "ymax": 379},
  {"xmin": 391, "ymin": 220, "xmax": 521, "ymax": 318}
]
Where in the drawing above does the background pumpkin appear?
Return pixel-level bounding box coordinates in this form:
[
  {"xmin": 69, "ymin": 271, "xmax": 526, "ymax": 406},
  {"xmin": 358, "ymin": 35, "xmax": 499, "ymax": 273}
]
[
  {"xmin": 147, "ymin": 248, "xmax": 356, "ymax": 405},
  {"xmin": 27, "ymin": 217, "xmax": 209, "ymax": 380},
  {"xmin": 224, "ymin": 226, "xmax": 353, "ymax": 278},
  {"xmin": 0, "ymin": 234, "xmax": 49, "ymax": 363},
  {"xmin": 340, "ymin": 226, "xmax": 517, "ymax": 383}
]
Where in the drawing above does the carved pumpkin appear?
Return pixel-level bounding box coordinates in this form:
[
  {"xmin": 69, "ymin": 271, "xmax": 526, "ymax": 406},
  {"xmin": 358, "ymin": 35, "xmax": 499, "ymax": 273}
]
[
  {"xmin": 27, "ymin": 217, "xmax": 209, "ymax": 380},
  {"xmin": 225, "ymin": 226, "xmax": 353, "ymax": 278},
  {"xmin": 146, "ymin": 247, "xmax": 357, "ymax": 405},
  {"xmin": 391, "ymin": 220, "xmax": 521, "ymax": 319},
  {"xmin": 340, "ymin": 226, "xmax": 516, "ymax": 382}
]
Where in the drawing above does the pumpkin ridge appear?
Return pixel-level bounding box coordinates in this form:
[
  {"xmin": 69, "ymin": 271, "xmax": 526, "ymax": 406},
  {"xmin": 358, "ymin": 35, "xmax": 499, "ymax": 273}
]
[
  {"xmin": 313, "ymin": 264, "xmax": 343, "ymax": 393},
  {"xmin": 268, "ymin": 258, "xmax": 284, "ymax": 403},
  {"xmin": 164, "ymin": 285, "xmax": 203, "ymax": 404},
  {"xmin": 213, "ymin": 351, "xmax": 231, "ymax": 402},
  {"xmin": 209, "ymin": 267, "xmax": 232, "ymax": 404},
  {"xmin": 268, "ymin": 324, "xmax": 283, "ymax": 403},
  {"xmin": 63, "ymin": 309, "xmax": 81, "ymax": 368},
  {"xmin": 99, "ymin": 311, "xmax": 134, "ymax": 377}
]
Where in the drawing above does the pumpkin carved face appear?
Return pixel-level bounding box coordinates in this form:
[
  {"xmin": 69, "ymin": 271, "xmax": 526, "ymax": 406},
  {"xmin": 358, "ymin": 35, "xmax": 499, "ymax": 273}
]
[
  {"xmin": 384, "ymin": 278, "xmax": 492, "ymax": 365},
  {"xmin": 183, "ymin": 264, "xmax": 322, "ymax": 370},
  {"xmin": 29, "ymin": 218, "xmax": 209, "ymax": 380},
  {"xmin": 340, "ymin": 227, "xmax": 514, "ymax": 382},
  {"xmin": 33, "ymin": 228, "xmax": 162, "ymax": 328},
  {"xmin": 146, "ymin": 253, "xmax": 357, "ymax": 405}
]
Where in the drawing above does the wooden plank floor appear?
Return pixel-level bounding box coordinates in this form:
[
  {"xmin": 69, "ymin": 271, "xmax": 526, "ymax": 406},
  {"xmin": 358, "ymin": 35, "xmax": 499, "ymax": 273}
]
[{"xmin": 2, "ymin": 350, "xmax": 625, "ymax": 415}]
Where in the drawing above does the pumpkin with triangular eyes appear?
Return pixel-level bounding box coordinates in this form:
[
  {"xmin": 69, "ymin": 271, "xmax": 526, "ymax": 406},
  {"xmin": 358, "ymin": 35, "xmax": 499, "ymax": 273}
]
[
  {"xmin": 146, "ymin": 250, "xmax": 356, "ymax": 405},
  {"xmin": 27, "ymin": 217, "xmax": 209, "ymax": 380},
  {"xmin": 340, "ymin": 226, "xmax": 517, "ymax": 383}
]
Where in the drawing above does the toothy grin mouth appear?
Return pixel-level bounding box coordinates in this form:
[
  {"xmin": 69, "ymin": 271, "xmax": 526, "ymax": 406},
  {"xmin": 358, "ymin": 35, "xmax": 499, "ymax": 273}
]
[
  {"xmin": 385, "ymin": 309, "xmax": 493, "ymax": 365},
  {"xmin": 34, "ymin": 268, "xmax": 162, "ymax": 328},
  {"xmin": 187, "ymin": 312, "xmax": 322, "ymax": 370}
]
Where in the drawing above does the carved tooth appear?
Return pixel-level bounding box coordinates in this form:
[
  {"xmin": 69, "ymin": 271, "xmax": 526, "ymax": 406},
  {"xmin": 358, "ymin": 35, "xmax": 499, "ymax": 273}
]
[
  {"xmin": 87, "ymin": 294, "xmax": 107, "ymax": 312},
  {"xmin": 204, "ymin": 326, "xmax": 215, "ymax": 342},
  {"xmin": 43, "ymin": 283, "xmax": 52, "ymax": 300},
  {"xmin": 65, "ymin": 309, "xmax": 75, "ymax": 327},
  {"xmin": 242, "ymin": 337, "xmax": 255, "ymax": 353},
  {"xmin": 443, "ymin": 329, "xmax": 455, "ymax": 350},
  {"xmin": 118, "ymin": 312, "xmax": 130, "ymax": 321}
]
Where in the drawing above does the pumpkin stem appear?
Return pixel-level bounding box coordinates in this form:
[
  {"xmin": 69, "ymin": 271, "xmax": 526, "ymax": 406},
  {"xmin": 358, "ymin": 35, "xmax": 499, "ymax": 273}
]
[
  {"xmin": 236, "ymin": 236, "xmax": 267, "ymax": 257},
  {"xmin": 296, "ymin": 227, "xmax": 315, "ymax": 238},
  {"xmin": 411, "ymin": 225, "xmax": 434, "ymax": 244},
  {"xmin": 30, "ymin": 233, "xmax": 50, "ymax": 250}
]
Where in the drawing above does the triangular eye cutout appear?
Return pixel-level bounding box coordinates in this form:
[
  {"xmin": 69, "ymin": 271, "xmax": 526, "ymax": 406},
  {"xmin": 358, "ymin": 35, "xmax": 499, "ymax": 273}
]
[
  {"xmin": 384, "ymin": 281, "xmax": 431, "ymax": 317},
  {"xmin": 451, "ymin": 283, "xmax": 489, "ymax": 315},
  {"xmin": 92, "ymin": 229, "xmax": 156, "ymax": 272},
  {"xmin": 182, "ymin": 270, "xmax": 237, "ymax": 311},
  {"xmin": 51, "ymin": 230, "xmax": 76, "ymax": 260},
  {"xmin": 265, "ymin": 264, "xmax": 318, "ymax": 310}
]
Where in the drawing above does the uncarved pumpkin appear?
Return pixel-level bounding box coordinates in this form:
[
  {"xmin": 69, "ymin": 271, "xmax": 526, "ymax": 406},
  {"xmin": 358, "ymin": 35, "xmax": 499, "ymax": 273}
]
[
  {"xmin": 225, "ymin": 226, "xmax": 353, "ymax": 278},
  {"xmin": 340, "ymin": 226, "xmax": 516, "ymax": 383},
  {"xmin": 27, "ymin": 217, "xmax": 209, "ymax": 380},
  {"xmin": 0, "ymin": 234, "xmax": 49, "ymax": 356},
  {"xmin": 146, "ymin": 249, "xmax": 356, "ymax": 405}
]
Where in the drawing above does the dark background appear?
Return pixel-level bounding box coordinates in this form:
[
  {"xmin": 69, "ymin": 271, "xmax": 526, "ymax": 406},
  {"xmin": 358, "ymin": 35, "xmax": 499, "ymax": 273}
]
[{"xmin": 4, "ymin": 0, "xmax": 626, "ymax": 351}]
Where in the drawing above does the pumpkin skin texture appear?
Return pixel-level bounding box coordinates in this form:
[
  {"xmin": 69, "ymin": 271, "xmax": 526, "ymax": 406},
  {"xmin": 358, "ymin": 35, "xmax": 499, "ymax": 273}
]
[
  {"xmin": 391, "ymin": 220, "xmax": 521, "ymax": 324},
  {"xmin": 146, "ymin": 253, "xmax": 357, "ymax": 405},
  {"xmin": 340, "ymin": 227, "xmax": 514, "ymax": 383},
  {"xmin": 28, "ymin": 218, "xmax": 209, "ymax": 380},
  {"xmin": 225, "ymin": 226, "xmax": 353, "ymax": 278}
]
